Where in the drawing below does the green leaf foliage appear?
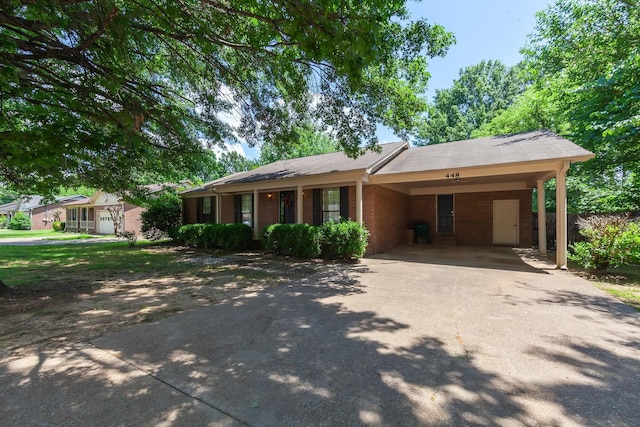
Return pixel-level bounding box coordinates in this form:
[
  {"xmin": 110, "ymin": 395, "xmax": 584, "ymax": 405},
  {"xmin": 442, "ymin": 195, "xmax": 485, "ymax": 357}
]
[
  {"xmin": 175, "ymin": 223, "xmax": 253, "ymax": 250},
  {"xmin": 416, "ymin": 60, "xmax": 525, "ymax": 145},
  {"xmin": 141, "ymin": 190, "xmax": 183, "ymax": 240},
  {"xmin": 320, "ymin": 220, "xmax": 370, "ymax": 260},
  {"xmin": 569, "ymin": 215, "xmax": 640, "ymax": 271},
  {"xmin": 263, "ymin": 223, "xmax": 322, "ymax": 259},
  {"xmin": 1, "ymin": 0, "xmax": 454, "ymax": 197},
  {"xmin": 8, "ymin": 212, "xmax": 31, "ymax": 230}
]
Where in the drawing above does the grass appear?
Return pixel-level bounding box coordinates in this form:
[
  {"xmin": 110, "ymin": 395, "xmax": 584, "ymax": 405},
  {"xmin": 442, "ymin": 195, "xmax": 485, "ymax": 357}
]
[
  {"xmin": 593, "ymin": 264, "xmax": 640, "ymax": 311},
  {"xmin": 0, "ymin": 229, "xmax": 61, "ymax": 239},
  {"xmin": 0, "ymin": 241, "xmax": 191, "ymax": 287}
]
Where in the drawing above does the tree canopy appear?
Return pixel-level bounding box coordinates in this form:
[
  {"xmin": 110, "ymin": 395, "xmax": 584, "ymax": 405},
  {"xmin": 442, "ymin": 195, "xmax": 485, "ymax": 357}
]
[
  {"xmin": 0, "ymin": 0, "xmax": 454, "ymax": 197},
  {"xmin": 415, "ymin": 60, "xmax": 524, "ymax": 145}
]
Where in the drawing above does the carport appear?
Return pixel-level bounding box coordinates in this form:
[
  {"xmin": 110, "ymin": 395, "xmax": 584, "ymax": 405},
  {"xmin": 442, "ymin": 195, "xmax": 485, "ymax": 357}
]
[{"xmin": 369, "ymin": 131, "xmax": 594, "ymax": 268}]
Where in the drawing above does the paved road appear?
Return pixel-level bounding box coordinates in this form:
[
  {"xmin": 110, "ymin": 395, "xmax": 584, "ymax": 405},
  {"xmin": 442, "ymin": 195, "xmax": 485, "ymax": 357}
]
[{"xmin": 2, "ymin": 246, "xmax": 639, "ymax": 426}]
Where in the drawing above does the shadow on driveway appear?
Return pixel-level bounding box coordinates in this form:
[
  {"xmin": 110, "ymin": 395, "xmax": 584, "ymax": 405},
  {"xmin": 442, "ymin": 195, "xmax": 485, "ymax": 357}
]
[{"xmin": 2, "ymin": 247, "xmax": 639, "ymax": 426}]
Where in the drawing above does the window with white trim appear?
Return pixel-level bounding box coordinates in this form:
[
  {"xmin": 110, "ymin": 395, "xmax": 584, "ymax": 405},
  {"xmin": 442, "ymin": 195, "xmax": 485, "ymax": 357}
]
[{"xmin": 322, "ymin": 187, "xmax": 341, "ymax": 223}]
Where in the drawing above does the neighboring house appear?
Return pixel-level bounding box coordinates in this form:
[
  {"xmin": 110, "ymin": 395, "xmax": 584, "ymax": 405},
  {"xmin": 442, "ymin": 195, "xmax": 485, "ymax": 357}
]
[
  {"xmin": 181, "ymin": 131, "xmax": 594, "ymax": 268},
  {"xmin": 0, "ymin": 195, "xmax": 86, "ymax": 230},
  {"xmin": 64, "ymin": 183, "xmax": 188, "ymax": 235}
]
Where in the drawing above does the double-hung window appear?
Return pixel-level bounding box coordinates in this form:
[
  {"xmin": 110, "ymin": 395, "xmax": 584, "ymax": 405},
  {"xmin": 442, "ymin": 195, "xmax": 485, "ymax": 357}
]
[
  {"xmin": 322, "ymin": 188, "xmax": 341, "ymax": 223},
  {"xmin": 234, "ymin": 194, "xmax": 253, "ymax": 227}
]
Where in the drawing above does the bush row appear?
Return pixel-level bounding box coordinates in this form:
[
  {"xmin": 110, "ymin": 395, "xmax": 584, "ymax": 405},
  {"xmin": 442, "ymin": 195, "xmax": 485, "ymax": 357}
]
[
  {"xmin": 264, "ymin": 220, "xmax": 369, "ymax": 260},
  {"xmin": 173, "ymin": 223, "xmax": 253, "ymax": 250}
]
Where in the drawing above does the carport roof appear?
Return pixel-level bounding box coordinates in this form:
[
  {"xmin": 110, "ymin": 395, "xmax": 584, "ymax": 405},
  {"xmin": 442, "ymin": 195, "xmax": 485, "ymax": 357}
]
[{"xmin": 375, "ymin": 131, "xmax": 594, "ymax": 175}]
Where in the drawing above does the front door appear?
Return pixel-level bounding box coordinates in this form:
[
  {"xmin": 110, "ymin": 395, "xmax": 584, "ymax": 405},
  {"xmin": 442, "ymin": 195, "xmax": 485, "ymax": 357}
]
[
  {"xmin": 280, "ymin": 191, "xmax": 295, "ymax": 224},
  {"xmin": 493, "ymin": 199, "xmax": 519, "ymax": 245},
  {"xmin": 437, "ymin": 194, "xmax": 454, "ymax": 233}
]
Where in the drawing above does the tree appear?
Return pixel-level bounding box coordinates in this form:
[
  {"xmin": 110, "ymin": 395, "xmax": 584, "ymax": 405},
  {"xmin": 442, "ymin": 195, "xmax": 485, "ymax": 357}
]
[
  {"xmin": 522, "ymin": 0, "xmax": 640, "ymax": 176},
  {"xmin": 106, "ymin": 204, "xmax": 123, "ymax": 236},
  {"xmin": 141, "ymin": 190, "xmax": 182, "ymax": 240},
  {"xmin": 259, "ymin": 122, "xmax": 338, "ymax": 164},
  {"xmin": 1, "ymin": 0, "xmax": 454, "ymax": 197},
  {"xmin": 415, "ymin": 60, "xmax": 524, "ymax": 145}
]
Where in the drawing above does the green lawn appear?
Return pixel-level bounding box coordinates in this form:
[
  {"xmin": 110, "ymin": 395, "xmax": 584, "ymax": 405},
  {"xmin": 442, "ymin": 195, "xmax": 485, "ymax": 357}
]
[
  {"xmin": 0, "ymin": 241, "xmax": 190, "ymax": 287},
  {"xmin": 0, "ymin": 229, "xmax": 61, "ymax": 239},
  {"xmin": 594, "ymin": 264, "xmax": 640, "ymax": 311}
]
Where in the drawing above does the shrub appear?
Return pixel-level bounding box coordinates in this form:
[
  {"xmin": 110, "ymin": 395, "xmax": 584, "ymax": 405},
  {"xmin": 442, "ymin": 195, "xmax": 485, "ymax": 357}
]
[
  {"xmin": 569, "ymin": 215, "xmax": 640, "ymax": 271},
  {"xmin": 8, "ymin": 212, "xmax": 31, "ymax": 230},
  {"xmin": 175, "ymin": 223, "xmax": 253, "ymax": 250},
  {"xmin": 263, "ymin": 223, "xmax": 322, "ymax": 258},
  {"xmin": 141, "ymin": 191, "xmax": 183, "ymax": 240},
  {"xmin": 122, "ymin": 231, "xmax": 138, "ymax": 247},
  {"xmin": 0, "ymin": 215, "xmax": 7, "ymax": 229},
  {"xmin": 320, "ymin": 220, "xmax": 369, "ymax": 260},
  {"xmin": 52, "ymin": 221, "xmax": 65, "ymax": 232}
]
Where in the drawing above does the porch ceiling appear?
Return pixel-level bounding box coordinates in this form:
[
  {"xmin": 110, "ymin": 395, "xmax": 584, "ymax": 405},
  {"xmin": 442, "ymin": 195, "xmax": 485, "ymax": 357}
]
[{"xmin": 378, "ymin": 170, "xmax": 555, "ymax": 196}]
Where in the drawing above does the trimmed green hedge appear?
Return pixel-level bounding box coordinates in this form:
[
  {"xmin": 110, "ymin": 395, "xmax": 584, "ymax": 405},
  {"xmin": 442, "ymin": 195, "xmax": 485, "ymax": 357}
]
[
  {"xmin": 175, "ymin": 223, "xmax": 253, "ymax": 250},
  {"xmin": 320, "ymin": 220, "xmax": 369, "ymax": 260},
  {"xmin": 263, "ymin": 220, "xmax": 369, "ymax": 260},
  {"xmin": 263, "ymin": 223, "xmax": 322, "ymax": 258}
]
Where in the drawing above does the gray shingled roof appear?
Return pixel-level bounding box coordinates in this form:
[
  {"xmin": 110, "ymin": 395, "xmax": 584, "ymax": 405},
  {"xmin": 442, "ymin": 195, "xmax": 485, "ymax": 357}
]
[
  {"xmin": 375, "ymin": 131, "xmax": 594, "ymax": 175},
  {"xmin": 206, "ymin": 141, "xmax": 408, "ymax": 187}
]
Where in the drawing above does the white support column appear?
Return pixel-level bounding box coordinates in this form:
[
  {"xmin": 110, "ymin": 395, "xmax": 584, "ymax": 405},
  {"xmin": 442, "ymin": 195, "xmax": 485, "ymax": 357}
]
[
  {"xmin": 537, "ymin": 180, "xmax": 547, "ymax": 256},
  {"xmin": 215, "ymin": 192, "xmax": 220, "ymax": 224},
  {"xmin": 556, "ymin": 161, "xmax": 570, "ymax": 269},
  {"xmin": 297, "ymin": 185, "xmax": 304, "ymax": 224},
  {"xmin": 253, "ymin": 189, "xmax": 259, "ymax": 240},
  {"xmin": 356, "ymin": 179, "xmax": 363, "ymax": 225}
]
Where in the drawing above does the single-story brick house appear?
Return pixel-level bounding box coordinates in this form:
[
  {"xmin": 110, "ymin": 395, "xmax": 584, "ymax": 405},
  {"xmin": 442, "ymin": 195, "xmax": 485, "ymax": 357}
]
[
  {"xmin": 64, "ymin": 183, "xmax": 187, "ymax": 235},
  {"xmin": 0, "ymin": 195, "xmax": 86, "ymax": 230},
  {"xmin": 181, "ymin": 131, "xmax": 594, "ymax": 268}
]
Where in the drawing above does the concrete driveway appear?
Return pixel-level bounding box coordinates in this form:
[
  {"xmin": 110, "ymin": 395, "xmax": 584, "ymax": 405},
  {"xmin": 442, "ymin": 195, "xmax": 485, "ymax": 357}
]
[{"xmin": 2, "ymin": 246, "xmax": 639, "ymax": 426}]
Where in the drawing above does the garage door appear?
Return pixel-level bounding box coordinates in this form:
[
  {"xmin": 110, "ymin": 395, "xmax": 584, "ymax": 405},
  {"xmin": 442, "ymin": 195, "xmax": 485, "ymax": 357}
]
[{"xmin": 98, "ymin": 211, "xmax": 115, "ymax": 235}]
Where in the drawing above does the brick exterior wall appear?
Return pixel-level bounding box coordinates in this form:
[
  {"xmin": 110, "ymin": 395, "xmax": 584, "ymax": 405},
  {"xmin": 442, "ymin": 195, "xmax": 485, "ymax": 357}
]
[
  {"xmin": 454, "ymin": 190, "xmax": 533, "ymax": 247},
  {"xmin": 258, "ymin": 192, "xmax": 279, "ymax": 231},
  {"xmin": 221, "ymin": 195, "xmax": 235, "ymax": 223},
  {"xmin": 123, "ymin": 203, "xmax": 144, "ymax": 235},
  {"xmin": 30, "ymin": 202, "xmax": 68, "ymax": 230},
  {"xmin": 363, "ymin": 185, "xmax": 410, "ymax": 255}
]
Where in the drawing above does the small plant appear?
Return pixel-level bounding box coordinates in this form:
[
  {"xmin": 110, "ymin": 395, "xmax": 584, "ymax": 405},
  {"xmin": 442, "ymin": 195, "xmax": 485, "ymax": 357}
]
[
  {"xmin": 52, "ymin": 221, "xmax": 65, "ymax": 232},
  {"xmin": 8, "ymin": 212, "xmax": 31, "ymax": 230},
  {"xmin": 570, "ymin": 215, "xmax": 640, "ymax": 271},
  {"xmin": 122, "ymin": 231, "xmax": 138, "ymax": 247}
]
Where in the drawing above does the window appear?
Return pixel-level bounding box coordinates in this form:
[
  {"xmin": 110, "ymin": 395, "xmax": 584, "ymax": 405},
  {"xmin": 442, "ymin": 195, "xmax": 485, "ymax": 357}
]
[
  {"xmin": 312, "ymin": 187, "xmax": 349, "ymax": 226},
  {"xmin": 202, "ymin": 197, "xmax": 211, "ymax": 215},
  {"xmin": 234, "ymin": 194, "xmax": 253, "ymax": 227},
  {"xmin": 81, "ymin": 207, "xmax": 88, "ymax": 221},
  {"xmin": 197, "ymin": 196, "xmax": 215, "ymax": 223},
  {"xmin": 322, "ymin": 187, "xmax": 341, "ymax": 223},
  {"xmin": 69, "ymin": 208, "xmax": 77, "ymax": 222}
]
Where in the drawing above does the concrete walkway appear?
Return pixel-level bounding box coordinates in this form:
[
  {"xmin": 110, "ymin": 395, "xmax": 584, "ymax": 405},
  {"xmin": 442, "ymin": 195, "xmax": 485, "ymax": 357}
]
[{"xmin": 2, "ymin": 246, "xmax": 639, "ymax": 426}]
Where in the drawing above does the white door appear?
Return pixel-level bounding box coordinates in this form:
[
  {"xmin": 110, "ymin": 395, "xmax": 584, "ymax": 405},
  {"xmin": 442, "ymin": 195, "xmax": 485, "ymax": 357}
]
[
  {"xmin": 98, "ymin": 210, "xmax": 115, "ymax": 234},
  {"xmin": 493, "ymin": 200, "xmax": 519, "ymax": 245}
]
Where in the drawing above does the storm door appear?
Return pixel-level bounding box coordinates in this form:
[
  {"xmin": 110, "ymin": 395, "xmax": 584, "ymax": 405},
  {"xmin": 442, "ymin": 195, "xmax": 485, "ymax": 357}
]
[{"xmin": 437, "ymin": 194, "xmax": 454, "ymax": 233}]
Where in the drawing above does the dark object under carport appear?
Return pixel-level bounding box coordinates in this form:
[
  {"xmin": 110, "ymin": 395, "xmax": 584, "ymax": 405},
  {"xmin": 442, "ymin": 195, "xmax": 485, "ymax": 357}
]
[{"xmin": 415, "ymin": 222, "xmax": 430, "ymax": 244}]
